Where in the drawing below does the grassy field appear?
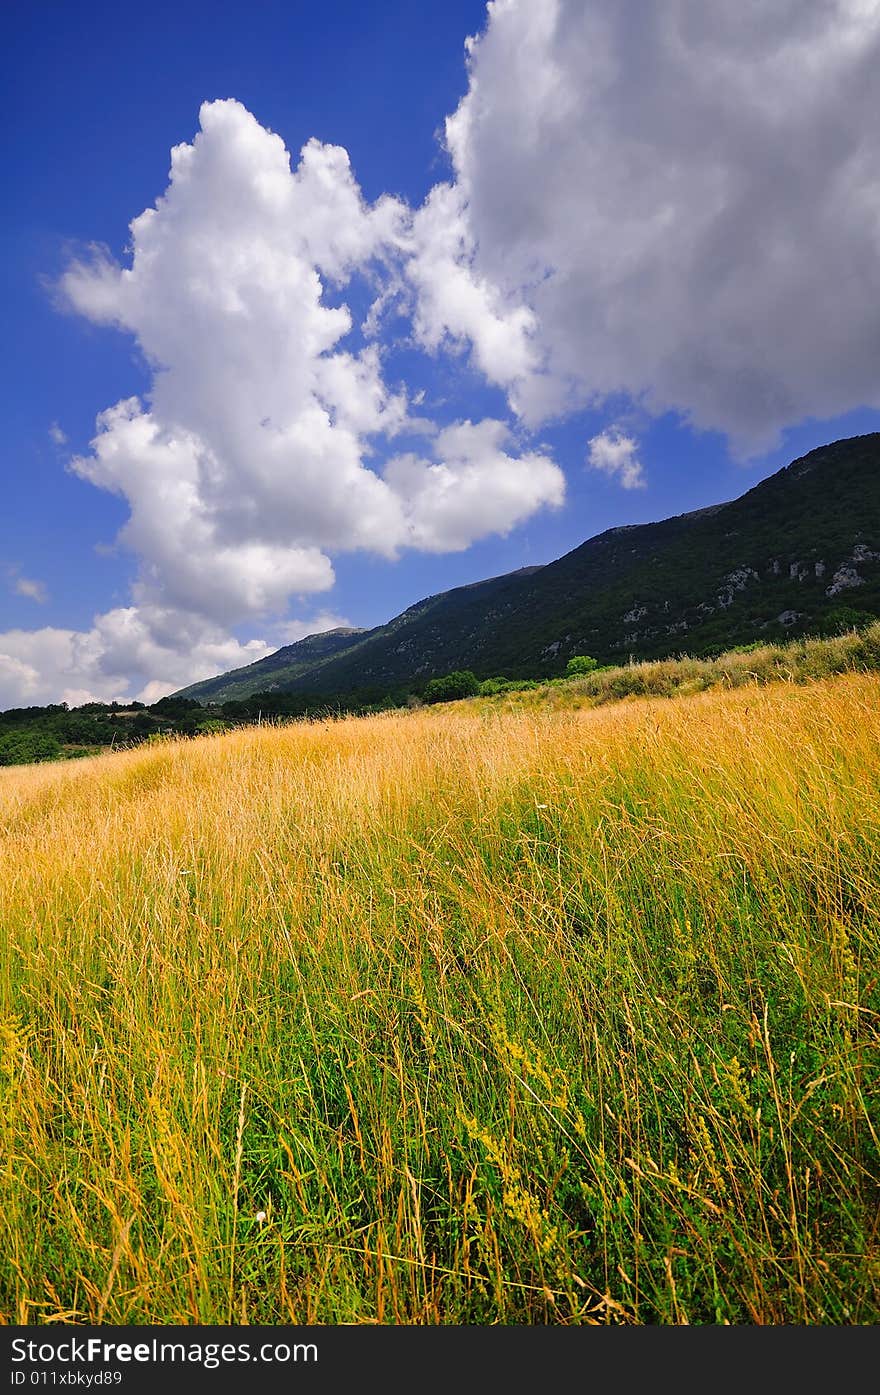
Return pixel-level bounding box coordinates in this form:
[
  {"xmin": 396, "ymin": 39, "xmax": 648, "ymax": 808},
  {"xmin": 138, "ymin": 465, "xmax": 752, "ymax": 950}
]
[{"xmin": 1, "ymin": 674, "xmax": 878, "ymax": 1324}]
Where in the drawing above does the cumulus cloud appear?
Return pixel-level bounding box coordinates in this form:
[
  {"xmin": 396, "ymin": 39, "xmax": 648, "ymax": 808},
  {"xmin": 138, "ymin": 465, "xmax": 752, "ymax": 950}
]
[
  {"xmin": 0, "ymin": 609, "xmax": 273, "ymax": 710},
  {"xmin": 587, "ymin": 428, "xmax": 645, "ymax": 490},
  {"xmin": 273, "ymin": 612, "xmax": 354, "ymax": 644},
  {"xmin": 61, "ymin": 100, "xmax": 562, "ymax": 617},
  {"xmin": 61, "ymin": 100, "xmax": 413, "ymax": 623},
  {"xmin": 9, "ymin": 97, "xmax": 568, "ymax": 706},
  {"xmin": 0, "ymin": 592, "xmax": 358, "ymax": 709},
  {"xmin": 385, "ymin": 419, "xmax": 564, "ymax": 551},
  {"xmin": 0, "ymin": 652, "xmax": 41, "ymax": 707},
  {"xmin": 417, "ymin": 0, "xmax": 880, "ymax": 450},
  {"xmin": 407, "ymin": 184, "xmax": 541, "ymax": 412}
]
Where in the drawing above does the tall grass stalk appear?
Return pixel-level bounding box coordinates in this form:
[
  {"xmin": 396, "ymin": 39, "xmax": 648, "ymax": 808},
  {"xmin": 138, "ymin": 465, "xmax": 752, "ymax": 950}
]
[{"xmin": 0, "ymin": 674, "xmax": 877, "ymax": 1323}]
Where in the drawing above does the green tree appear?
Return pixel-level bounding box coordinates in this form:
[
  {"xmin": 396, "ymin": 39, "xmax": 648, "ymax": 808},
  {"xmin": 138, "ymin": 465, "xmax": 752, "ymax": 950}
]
[
  {"xmin": 566, "ymin": 654, "xmax": 599, "ymax": 676},
  {"xmin": 423, "ymin": 670, "xmax": 480, "ymax": 704},
  {"xmin": 0, "ymin": 730, "xmax": 61, "ymax": 766},
  {"xmin": 197, "ymin": 719, "xmax": 230, "ymax": 735},
  {"xmin": 818, "ymin": 606, "xmax": 875, "ymax": 636}
]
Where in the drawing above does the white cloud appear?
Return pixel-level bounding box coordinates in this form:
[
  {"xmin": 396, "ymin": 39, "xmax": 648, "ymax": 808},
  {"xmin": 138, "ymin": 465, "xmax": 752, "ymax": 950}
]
[
  {"xmin": 15, "ymin": 577, "xmax": 49, "ymax": 604},
  {"xmin": 61, "ymin": 99, "xmax": 562, "ymax": 622},
  {"xmin": 8, "ymin": 97, "xmax": 569, "ymax": 707},
  {"xmin": 418, "ymin": 0, "xmax": 880, "ymax": 450},
  {"xmin": 8, "ymin": 569, "xmax": 49, "ymax": 604},
  {"xmin": 385, "ymin": 418, "xmax": 564, "ymax": 552},
  {"xmin": 48, "ymin": 422, "xmax": 67, "ymax": 446},
  {"xmin": 0, "ymin": 609, "xmax": 273, "ymax": 710},
  {"xmin": 273, "ymin": 611, "xmax": 354, "ymax": 644},
  {"xmin": 407, "ymin": 183, "xmax": 541, "ymax": 412},
  {"xmin": 61, "ymin": 100, "xmax": 414, "ymax": 623},
  {"xmin": 0, "ymin": 652, "xmax": 41, "ymax": 707},
  {"xmin": 587, "ymin": 428, "xmax": 645, "ymax": 490}
]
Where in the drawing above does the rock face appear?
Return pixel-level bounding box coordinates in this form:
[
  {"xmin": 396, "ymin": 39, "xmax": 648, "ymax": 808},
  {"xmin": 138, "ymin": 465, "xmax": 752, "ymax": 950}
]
[
  {"xmin": 827, "ymin": 564, "xmax": 864, "ymax": 597},
  {"xmin": 717, "ymin": 567, "xmax": 760, "ymax": 608},
  {"xmin": 825, "ymin": 547, "xmax": 880, "ymax": 597},
  {"xmin": 175, "ymin": 433, "xmax": 880, "ymax": 703}
]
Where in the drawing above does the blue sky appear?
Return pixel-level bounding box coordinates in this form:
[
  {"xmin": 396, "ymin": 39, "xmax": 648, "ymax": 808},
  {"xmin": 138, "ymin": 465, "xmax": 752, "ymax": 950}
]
[{"xmin": 2, "ymin": 0, "xmax": 879, "ymax": 705}]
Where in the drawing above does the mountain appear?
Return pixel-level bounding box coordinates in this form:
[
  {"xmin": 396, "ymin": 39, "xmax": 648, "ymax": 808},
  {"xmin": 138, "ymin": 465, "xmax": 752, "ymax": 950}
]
[
  {"xmin": 176, "ymin": 432, "xmax": 880, "ymax": 704},
  {"xmin": 177, "ymin": 625, "xmax": 366, "ymax": 703}
]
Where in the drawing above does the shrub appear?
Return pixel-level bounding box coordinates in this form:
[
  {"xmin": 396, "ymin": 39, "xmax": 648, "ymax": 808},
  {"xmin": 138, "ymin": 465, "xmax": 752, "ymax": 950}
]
[
  {"xmin": 566, "ymin": 655, "xmax": 599, "ymax": 676},
  {"xmin": 0, "ymin": 730, "xmax": 61, "ymax": 766},
  {"xmin": 423, "ymin": 670, "xmax": 481, "ymax": 704},
  {"xmin": 478, "ymin": 677, "xmax": 540, "ymax": 696},
  {"xmin": 818, "ymin": 606, "xmax": 875, "ymax": 637}
]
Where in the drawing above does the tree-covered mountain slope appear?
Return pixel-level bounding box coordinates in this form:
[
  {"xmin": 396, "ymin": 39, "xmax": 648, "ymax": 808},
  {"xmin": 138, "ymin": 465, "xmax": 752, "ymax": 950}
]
[
  {"xmin": 177, "ymin": 433, "xmax": 880, "ymax": 702},
  {"xmin": 177, "ymin": 625, "xmax": 367, "ymax": 702}
]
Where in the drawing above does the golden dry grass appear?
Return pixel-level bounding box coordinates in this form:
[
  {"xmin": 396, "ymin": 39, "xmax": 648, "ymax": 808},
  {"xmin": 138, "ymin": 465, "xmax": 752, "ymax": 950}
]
[{"xmin": 1, "ymin": 674, "xmax": 878, "ymax": 1323}]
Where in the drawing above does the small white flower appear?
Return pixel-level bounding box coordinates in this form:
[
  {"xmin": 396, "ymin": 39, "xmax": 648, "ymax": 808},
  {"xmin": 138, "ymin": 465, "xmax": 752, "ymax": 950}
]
[
  {"xmin": 255, "ymin": 1210, "xmax": 267, "ymax": 1223},
  {"xmin": 179, "ymin": 869, "xmax": 193, "ymax": 876},
  {"xmin": 536, "ymin": 804, "xmax": 549, "ymax": 810}
]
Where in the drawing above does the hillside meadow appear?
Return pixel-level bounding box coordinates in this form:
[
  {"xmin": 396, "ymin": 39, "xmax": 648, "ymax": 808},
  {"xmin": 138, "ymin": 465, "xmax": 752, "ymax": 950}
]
[{"xmin": 0, "ymin": 674, "xmax": 878, "ymax": 1324}]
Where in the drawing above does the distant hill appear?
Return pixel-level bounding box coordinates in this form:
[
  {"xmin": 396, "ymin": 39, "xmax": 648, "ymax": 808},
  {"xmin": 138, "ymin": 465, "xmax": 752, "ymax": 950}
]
[
  {"xmin": 177, "ymin": 626, "xmax": 366, "ymax": 703},
  {"xmin": 176, "ymin": 433, "xmax": 880, "ymax": 703}
]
